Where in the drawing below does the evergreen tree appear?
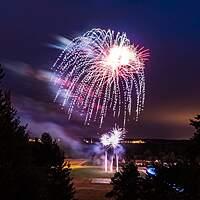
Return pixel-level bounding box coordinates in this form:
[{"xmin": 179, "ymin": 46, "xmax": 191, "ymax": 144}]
[
  {"xmin": 152, "ymin": 163, "xmax": 200, "ymax": 200},
  {"xmin": 190, "ymin": 115, "xmax": 200, "ymax": 138},
  {"xmin": 31, "ymin": 133, "xmax": 76, "ymax": 200},
  {"xmin": 144, "ymin": 165, "xmax": 182, "ymax": 200},
  {"xmin": 0, "ymin": 65, "xmax": 43, "ymax": 200},
  {"xmin": 32, "ymin": 132, "xmax": 64, "ymax": 167},
  {"xmin": 106, "ymin": 162, "xmax": 140, "ymax": 200},
  {"xmin": 48, "ymin": 163, "xmax": 76, "ymax": 200},
  {"xmin": 188, "ymin": 115, "xmax": 200, "ymax": 163},
  {"xmin": 0, "ymin": 65, "xmax": 76, "ymax": 200},
  {"xmin": 0, "ymin": 64, "xmax": 4, "ymax": 82}
]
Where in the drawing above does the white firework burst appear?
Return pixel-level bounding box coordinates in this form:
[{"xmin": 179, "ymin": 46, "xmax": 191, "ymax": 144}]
[{"xmin": 100, "ymin": 127, "xmax": 125, "ymax": 148}]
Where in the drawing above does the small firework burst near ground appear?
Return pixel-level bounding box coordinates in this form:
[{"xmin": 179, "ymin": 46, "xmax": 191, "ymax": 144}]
[
  {"xmin": 52, "ymin": 28, "xmax": 149, "ymax": 127},
  {"xmin": 100, "ymin": 127, "xmax": 125, "ymax": 172}
]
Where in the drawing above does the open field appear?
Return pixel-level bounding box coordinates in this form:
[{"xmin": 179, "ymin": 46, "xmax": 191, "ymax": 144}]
[
  {"xmin": 69, "ymin": 159, "xmax": 147, "ymax": 200},
  {"xmin": 69, "ymin": 159, "xmax": 113, "ymax": 200},
  {"xmin": 72, "ymin": 167, "xmax": 113, "ymax": 200}
]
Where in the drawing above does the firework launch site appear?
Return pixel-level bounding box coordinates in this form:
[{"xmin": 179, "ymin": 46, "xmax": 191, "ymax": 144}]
[{"xmin": 55, "ymin": 137, "xmax": 188, "ymax": 200}]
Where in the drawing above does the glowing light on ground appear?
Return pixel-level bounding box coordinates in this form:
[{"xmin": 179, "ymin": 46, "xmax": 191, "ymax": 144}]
[
  {"xmin": 52, "ymin": 28, "xmax": 149, "ymax": 127},
  {"xmin": 100, "ymin": 133, "xmax": 110, "ymax": 172},
  {"xmin": 100, "ymin": 127, "xmax": 125, "ymax": 172}
]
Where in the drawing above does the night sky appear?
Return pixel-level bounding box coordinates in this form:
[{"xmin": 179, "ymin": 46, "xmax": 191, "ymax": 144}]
[{"xmin": 1, "ymin": 0, "xmax": 200, "ymax": 142}]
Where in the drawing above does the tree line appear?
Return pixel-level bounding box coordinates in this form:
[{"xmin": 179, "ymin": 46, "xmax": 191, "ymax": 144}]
[
  {"xmin": 106, "ymin": 116, "xmax": 200, "ymax": 200},
  {"xmin": 0, "ymin": 65, "xmax": 76, "ymax": 200}
]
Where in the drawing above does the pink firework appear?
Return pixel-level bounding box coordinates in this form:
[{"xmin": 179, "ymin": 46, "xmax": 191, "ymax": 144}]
[{"xmin": 52, "ymin": 28, "xmax": 149, "ymax": 127}]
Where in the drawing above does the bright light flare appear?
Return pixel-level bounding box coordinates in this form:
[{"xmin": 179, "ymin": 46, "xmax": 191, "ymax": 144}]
[
  {"xmin": 100, "ymin": 127, "xmax": 125, "ymax": 148},
  {"xmin": 109, "ymin": 128, "xmax": 124, "ymax": 148},
  {"xmin": 105, "ymin": 46, "xmax": 138, "ymax": 72},
  {"xmin": 100, "ymin": 134, "xmax": 111, "ymax": 147}
]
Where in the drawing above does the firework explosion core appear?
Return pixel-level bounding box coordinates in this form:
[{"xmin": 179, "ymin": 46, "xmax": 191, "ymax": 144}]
[
  {"xmin": 100, "ymin": 127, "xmax": 125, "ymax": 148},
  {"xmin": 52, "ymin": 28, "xmax": 149, "ymax": 127}
]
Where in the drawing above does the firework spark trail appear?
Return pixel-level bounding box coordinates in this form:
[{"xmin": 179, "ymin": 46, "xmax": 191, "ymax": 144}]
[
  {"xmin": 52, "ymin": 28, "xmax": 149, "ymax": 127},
  {"xmin": 100, "ymin": 127, "xmax": 125, "ymax": 172}
]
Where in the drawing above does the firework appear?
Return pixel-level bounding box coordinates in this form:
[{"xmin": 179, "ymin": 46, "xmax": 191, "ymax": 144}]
[
  {"xmin": 109, "ymin": 127, "xmax": 124, "ymax": 148},
  {"xmin": 100, "ymin": 127, "xmax": 125, "ymax": 172},
  {"xmin": 100, "ymin": 133, "xmax": 111, "ymax": 147},
  {"xmin": 100, "ymin": 132, "xmax": 110, "ymax": 172},
  {"xmin": 52, "ymin": 28, "xmax": 149, "ymax": 127},
  {"xmin": 109, "ymin": 127, "xmax": 125, "ymax": 172},
  {"xmin": 100, "ymin": 127, "xmax": 124, "ymax": 148},
  {"xmin": 100, "ymin": 132, "xmax": 111, "ymax": 172}
]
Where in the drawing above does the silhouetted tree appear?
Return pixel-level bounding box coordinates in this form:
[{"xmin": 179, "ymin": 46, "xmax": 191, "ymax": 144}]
[
  {"xmin": 0, "ymin": 64, "xmax": 4, "ymax": 82},
  {"xmin": 143, "ymin": 116, "xmax": 200, "ymax": 200},
  {"xmin": 0, "ymin": 66, "xmax": 44, "ymax": 200},
  {"xmin": 41, "ymin": 132, "xmax": 53, "ymax": 144},
  {"xmin": 190, "ymin": 115, "xmax": 200, "ymax": 137},
  {"xmin": 106, "ymin": 162, "xmax": 140, "ymax": 200},
  {"xmin": 187, "ymin": 115, "xmax": 200, "ymax": 164},
  {"xmin": 158, "ymin": 163, "xmax": 200, "ymax": 199},
  {"xmin": 31, "ymin": 133, "xmax": 76, "ymax": 200},
  {"xmin": 48, "ymin": 163, "xmax": 76, "ymax": 200},
  {"xmin": 147, "ymin": 165, "xmax": 182, "ymax": 200},
  {"xmin": 32, "ymin": 133, "xmax": 64, "ymax": 167},
  {"xmin": 0, "ymin": 66, "xmax": 76, "ymax": 200}
]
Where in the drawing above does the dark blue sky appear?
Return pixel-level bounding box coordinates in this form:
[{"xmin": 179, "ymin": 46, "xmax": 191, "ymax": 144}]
[{"xmin": 0, "ymin": 0, "xmax": 200, "ymax": 140}]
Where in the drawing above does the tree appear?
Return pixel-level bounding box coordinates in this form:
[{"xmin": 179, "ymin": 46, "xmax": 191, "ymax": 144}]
[
  {"xmin": 0, "ymin": 65, "xmax": 44, "ymax": 200},
  {"xmin": 0, "ymin": 66, "xmax": 76, "ymax": 200},
  {"xmin": 190, "ymin": 115, "xmax": 200, "ymax": 138},
  {"xmin": 147, "ymin": 165, "xmax": 182, "ymax": 200},
  {"xmin": 31, "ymin": 133, "xmax": 76, "ymax": 200},
  {"xmin": 0, "ymin": 64, "xmax": 4, "ymax": 83},
  {"xmin": 41, "ymin": 132, "xmax": 53, "ymax": 144},
  {"xmin": 48, "ymin": 163, "xmax": 76, "ymax": 200},
  {"xmin": 106, "ymin": 162, "xmax": 140, "ymax": 200},
  {"xmin": 32, "ymin": 132, "xmax": 64, "ymax": 167},
  {"xmin": 188, "ymin": 115, "xmax": 200, "ymax": 163},
  {"xmin": 142, "ymin": 162, "xmax": 200, "ymax": 200}
]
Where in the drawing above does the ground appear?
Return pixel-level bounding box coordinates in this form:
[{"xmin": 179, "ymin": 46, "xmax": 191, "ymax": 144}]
[
  {"xmin": 68, "ymin": 159, "xmax": 112, "ymax": 200},
  {"xmin": 68, "ymin": 159, "xmax": 147, "ymax": 200}
]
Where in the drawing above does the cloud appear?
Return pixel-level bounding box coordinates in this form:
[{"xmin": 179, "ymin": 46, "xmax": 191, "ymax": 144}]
[
  {"xmin": 2, "ymin": 60, "xmax": 55, "ymax": 83},
  {"xmin": 1, "ymin": 60, "xmax": 198, "ymax": 140}
]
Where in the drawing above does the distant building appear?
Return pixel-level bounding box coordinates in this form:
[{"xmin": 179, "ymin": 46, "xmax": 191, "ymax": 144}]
[{"xmin": 82, "ymin": 137, "xmax": 187, "ymax": 145}]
